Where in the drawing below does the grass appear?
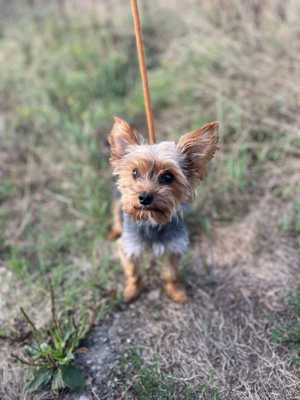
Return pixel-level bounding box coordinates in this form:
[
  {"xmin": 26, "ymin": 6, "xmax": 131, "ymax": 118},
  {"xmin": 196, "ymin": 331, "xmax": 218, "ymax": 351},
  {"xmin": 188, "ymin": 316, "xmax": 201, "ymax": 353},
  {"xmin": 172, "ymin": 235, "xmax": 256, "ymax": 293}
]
[
  {"xmin": 280, "ymin": 203, "xmax": 300, "ymax": 237},
  {"xmin": 119, "ymin": 350, "xmax": 219, "ymax": 400},
  {"xmin": 14, "ymin": 298, "xmax": 90, "ymax": 393},
  {"xmin": 272, "ymin": 295, "xmax": 300, "ymax": 371},
  {"xmin": 0, "ymin": 8, "xmax": 165, "ymax": 396},
  {"xmin": 0, "ymin": 1, "xmax": 299, "ymax": 398},
  {"xmin": 1, "ymin": 16, "xmax": 130, "ymax": 310}
]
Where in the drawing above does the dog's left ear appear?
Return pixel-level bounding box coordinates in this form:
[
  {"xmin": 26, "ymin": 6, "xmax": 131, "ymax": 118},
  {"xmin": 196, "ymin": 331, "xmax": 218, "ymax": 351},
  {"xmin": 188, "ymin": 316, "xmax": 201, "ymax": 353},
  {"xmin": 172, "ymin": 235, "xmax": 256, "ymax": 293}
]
[
  {"xmin": 177, "ymin": 122, "xmax": 219, "ymax": 181},
  {"xmin": 109, "ymin": 117, "xmax": 139, "ymax": 165}
]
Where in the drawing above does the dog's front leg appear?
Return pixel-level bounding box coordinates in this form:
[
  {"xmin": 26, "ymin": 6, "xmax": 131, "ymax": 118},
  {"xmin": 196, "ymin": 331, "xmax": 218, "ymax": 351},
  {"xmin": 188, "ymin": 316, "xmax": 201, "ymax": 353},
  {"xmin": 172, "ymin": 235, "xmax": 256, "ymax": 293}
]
[
  {"xmin": 161, "ymin": 254, "xmax": 188, "ymax": 303},
  {"xmin": 118, "ymin": 241, "xmax": 143, "ymax": 303}
]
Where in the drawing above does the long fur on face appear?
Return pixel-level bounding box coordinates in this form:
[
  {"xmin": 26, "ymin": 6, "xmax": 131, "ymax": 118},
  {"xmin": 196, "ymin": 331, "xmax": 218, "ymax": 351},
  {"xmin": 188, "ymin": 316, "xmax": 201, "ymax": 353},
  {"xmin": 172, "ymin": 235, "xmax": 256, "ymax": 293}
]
[{"xmin": 109, "ymin": 117, "xmax": 219, "ymax": 224}]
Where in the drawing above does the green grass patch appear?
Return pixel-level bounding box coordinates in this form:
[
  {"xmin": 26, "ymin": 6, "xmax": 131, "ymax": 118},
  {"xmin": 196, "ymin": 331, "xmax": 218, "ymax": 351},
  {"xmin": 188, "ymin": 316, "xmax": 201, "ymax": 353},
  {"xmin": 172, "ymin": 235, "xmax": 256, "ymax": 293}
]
[
  {"xmin": 279, "ymin": 203, "xmax": 300, "ymax": 237},
  {"xmin": 0, "ymin": 10, "xmax": 175, "ymax": 322},
  {"xmin": 272, "ymin": 295, "xmax": 300, "ymax": 371},
  {"xmin": 0, "ymin": 180, "xmax": 17, "ymax": 202},
  {"xmin": 119, "ymin": 350, "xmax": 219, "ymax": 400},
  {"xmin": 14, "ymin": 286, "xmax": 93, "ymax": 394}
]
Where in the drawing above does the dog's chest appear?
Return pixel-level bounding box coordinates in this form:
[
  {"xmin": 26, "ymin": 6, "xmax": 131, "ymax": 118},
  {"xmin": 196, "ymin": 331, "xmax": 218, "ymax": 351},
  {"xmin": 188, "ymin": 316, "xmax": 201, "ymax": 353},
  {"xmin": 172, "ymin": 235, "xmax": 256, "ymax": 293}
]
[
  {"xmin": 135, "ymin": 217, "xmax": 181, "ymax": 242},
  {"xmin": 122, "ymin": 212, "xmax": 189, "ymax": 257}
]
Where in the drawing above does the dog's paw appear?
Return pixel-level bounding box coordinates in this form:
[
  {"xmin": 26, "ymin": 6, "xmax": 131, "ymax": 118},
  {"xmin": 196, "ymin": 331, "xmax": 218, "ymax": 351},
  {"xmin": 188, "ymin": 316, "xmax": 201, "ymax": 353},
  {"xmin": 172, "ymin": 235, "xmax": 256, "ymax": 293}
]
[
  {"xmin": 123, "ymin": 279, "xmax": 143, "ymax": 303},
  {"xmin": 164, "ymin": 282, "xmax": 188, "ymax": 304}
]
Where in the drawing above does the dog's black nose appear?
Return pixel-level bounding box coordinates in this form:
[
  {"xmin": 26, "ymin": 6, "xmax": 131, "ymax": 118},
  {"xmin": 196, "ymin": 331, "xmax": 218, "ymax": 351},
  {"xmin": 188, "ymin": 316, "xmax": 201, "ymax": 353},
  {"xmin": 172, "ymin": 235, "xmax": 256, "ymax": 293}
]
[{"xmin": 139, "ymin": 192, "xmax": 154, "ymax": 206}]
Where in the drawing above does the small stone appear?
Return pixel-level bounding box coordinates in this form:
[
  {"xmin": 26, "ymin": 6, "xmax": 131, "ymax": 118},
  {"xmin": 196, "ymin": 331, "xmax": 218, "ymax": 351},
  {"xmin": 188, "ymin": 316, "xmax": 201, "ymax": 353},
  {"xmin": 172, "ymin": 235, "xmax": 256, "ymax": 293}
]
[
  {"xmin": 79, "ymin": 395, "xmax": 90, "ymax": 400},
  {"xmin": 147, "ymin": 289, "xmax": 160, "ymax": 301},
  {"xmin": 87, "ymin": 377, "xmax": 93, "ymax": 384}
]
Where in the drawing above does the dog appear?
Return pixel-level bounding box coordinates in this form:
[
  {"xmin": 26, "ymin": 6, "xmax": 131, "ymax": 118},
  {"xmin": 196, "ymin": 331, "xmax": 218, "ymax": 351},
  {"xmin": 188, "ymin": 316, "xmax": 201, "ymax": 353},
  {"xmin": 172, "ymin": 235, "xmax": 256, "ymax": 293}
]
[{"xmin": 108, "ymin": 117, "xmax": 219, "ymax": 303}]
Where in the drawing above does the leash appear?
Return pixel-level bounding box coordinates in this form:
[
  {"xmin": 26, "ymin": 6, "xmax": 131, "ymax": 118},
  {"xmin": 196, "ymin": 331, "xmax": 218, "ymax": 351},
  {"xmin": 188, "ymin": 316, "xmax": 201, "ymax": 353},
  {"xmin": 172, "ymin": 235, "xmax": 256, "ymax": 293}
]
[{"xmin": 130, "ymin": 0, "xmax": 156, "ymax": 144}]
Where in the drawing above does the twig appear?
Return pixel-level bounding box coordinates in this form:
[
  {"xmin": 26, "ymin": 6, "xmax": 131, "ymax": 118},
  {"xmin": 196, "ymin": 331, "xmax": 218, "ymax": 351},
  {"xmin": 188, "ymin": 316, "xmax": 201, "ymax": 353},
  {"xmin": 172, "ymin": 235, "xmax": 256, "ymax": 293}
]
[
  {"xmin": 20, "ymin": 307, "xmax": 38, "ymax": 334},
  {"xmin": 11, "ymin": 353, "xmax": 44, "ymax": 368}
]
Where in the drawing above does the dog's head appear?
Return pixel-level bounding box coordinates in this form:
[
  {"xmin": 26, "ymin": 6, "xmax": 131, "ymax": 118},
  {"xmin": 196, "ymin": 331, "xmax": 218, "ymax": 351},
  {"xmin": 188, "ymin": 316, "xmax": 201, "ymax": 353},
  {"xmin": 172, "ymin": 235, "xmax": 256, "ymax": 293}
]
[{"xmin": 109, "ymin": 117, "xmax": 219, "ymax": 224}]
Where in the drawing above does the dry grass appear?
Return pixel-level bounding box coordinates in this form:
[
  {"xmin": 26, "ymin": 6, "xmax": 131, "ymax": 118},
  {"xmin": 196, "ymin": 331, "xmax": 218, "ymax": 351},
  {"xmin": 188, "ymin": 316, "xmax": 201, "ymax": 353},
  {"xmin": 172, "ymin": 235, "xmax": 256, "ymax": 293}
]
[{"xmin": 0, "ymin": 0, "xmax": 299, "ymax": 399}]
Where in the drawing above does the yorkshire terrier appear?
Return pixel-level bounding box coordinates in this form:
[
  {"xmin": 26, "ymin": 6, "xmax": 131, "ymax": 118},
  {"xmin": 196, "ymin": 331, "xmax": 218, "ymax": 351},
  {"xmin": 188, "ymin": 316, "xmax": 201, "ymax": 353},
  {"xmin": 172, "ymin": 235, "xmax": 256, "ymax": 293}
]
[{"xmin": 108, "ymin": 117, "xmax": 219, "ymax": 303}]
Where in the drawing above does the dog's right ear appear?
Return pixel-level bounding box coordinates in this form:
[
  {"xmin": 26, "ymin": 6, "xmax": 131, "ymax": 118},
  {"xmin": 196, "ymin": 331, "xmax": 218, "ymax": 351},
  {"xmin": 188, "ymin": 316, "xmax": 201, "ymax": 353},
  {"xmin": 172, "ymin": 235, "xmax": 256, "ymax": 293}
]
[{"xmin": 108, "ymin": 117, "xmax": 139, "ymax": 164}]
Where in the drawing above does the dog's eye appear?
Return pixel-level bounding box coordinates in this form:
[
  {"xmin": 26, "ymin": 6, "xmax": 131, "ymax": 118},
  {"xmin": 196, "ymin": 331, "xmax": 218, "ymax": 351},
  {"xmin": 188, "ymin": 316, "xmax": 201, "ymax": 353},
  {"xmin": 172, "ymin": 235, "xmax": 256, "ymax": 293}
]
[
  {"xmin": 132, "ymin": 168, "xmax": 140, "ymax": 179},
  {"xmin": 158, "ymin": 172, "xmax": 174, "ymax": 185}
]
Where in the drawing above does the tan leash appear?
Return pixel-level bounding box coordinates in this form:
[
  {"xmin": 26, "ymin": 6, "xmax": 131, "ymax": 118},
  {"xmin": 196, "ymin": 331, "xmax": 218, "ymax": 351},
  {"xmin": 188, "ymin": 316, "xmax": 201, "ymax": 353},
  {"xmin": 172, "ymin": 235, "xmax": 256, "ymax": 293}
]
[{"xmin": 130, "ymin": 0, "xmax": 156, "ymax": 144}]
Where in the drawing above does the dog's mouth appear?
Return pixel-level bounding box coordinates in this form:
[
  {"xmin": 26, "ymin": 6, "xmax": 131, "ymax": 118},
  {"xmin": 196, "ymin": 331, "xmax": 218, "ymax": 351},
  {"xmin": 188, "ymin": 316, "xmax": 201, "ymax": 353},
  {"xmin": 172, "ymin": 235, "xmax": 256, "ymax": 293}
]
[
  {"xmin": 134, "ymin": 205, "xmax": 164, "ymax": 214},
  {"xmin": 132, "ymin": 205, "xmax": 172, "ymax": 224}
]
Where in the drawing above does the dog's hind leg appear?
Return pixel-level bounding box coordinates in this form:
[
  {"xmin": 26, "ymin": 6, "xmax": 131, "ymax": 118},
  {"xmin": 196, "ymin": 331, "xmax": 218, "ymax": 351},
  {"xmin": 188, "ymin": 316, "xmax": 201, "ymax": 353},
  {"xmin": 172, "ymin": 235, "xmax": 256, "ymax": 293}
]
[
  {"xmin": 118, "ymin": 241, "xmax": 143, "ymax": 303},
  {"xmin": 108, "ymin": 198, "xmax": 123, "ymax": 240},
  {"xmin": 161, "ymin": 254, "xmax": 188, "ymax": 303}
]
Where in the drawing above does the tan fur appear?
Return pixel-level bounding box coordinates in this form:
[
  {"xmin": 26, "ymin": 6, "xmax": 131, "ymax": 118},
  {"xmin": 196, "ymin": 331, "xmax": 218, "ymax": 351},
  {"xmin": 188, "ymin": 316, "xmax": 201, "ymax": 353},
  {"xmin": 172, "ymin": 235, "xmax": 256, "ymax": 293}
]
[
  {"xmin": 108, "ymin": 117, "xmax": 140, "ymax": 166},
  {"xmin": 107, "ymin": 199, "xmax": 122, "ymax": 240},
  {"xmin": 118, "ymin": 240, "xmax": 143, "ymax": 303},
  {"xmin": 161, "ymin": 254, "xmax": 188, "ymax": 303},
  {"xmin": 116, "ymin": 157, "xmax": 192, "ymax": 224},
  {"xmin": 177, "ymin": 122, "xmax": 219, "ymax": 182},
  {"xmin": 109, "ymin": 117, "xmax": 219, "ymax": 303}
]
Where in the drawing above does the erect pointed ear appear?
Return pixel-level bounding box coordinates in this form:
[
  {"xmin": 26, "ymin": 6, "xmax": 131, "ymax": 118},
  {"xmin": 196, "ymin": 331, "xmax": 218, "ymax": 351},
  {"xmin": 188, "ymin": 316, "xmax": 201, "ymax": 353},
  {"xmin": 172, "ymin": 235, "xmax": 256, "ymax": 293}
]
[
  {"xmin": 108, "ymin": 117, "xmax": 139, "ymax": 165},
  {"xmin": 177, "ymin": 122, "xmax": 219, "ymax": 181}
]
